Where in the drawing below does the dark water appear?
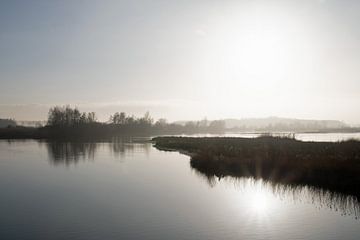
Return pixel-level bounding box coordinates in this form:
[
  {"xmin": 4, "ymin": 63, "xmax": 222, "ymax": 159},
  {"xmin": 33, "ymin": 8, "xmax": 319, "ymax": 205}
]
[{"xmin": 1, "ymin": 139, "xmax": 360, "ymax": 240}]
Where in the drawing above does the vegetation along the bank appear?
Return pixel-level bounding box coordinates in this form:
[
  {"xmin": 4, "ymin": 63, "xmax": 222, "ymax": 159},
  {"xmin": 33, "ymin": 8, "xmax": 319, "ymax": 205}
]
[{"xmin": 153, "ymin": 136, "xmax": 360, "ymax": 198}]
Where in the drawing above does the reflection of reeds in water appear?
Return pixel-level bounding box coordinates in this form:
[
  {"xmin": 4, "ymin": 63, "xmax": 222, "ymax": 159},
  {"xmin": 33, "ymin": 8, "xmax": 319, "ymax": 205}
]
[{"xmin": 192, "ymin": 171, "xmax": 360, "ymax": 219}]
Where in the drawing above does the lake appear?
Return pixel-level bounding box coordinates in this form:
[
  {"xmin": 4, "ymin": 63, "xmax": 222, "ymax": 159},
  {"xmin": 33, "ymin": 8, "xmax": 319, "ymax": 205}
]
[{"xmin": 1, "ymin": 135, "xmax": 360, "ymax": 240}]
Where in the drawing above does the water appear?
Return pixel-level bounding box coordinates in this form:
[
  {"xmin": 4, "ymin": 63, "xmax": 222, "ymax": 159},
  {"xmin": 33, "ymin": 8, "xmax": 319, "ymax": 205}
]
[{"xmin": 1, "ymin": 138, "xmax": 360, "ymax": 240}]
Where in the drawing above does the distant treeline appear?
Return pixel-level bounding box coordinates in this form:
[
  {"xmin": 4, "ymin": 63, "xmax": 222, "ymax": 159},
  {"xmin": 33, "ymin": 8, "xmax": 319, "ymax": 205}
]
[
  {"xmin": 0, "ymin": 118, "xmax": 16, "ymax": 128},
  {"xmin": 223, "ymin": 117, "xmax": 349, "ymax": 132},
  {"xmin": 0, "ymin": 106, "xmax": 225, "ymax": 139},
  {"xmin": 46, "ymin": 105, "xmax": 225, "ymax": 133},
  {"xmin": 2, "ymin": 105, "xmax": 360, "ymax": 139}
]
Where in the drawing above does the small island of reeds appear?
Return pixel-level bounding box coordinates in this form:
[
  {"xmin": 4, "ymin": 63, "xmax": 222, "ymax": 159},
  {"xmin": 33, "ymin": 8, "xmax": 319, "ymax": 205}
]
[{"xmin": 153, "ymin": 136, "xmax": 360, "ymax": 198}]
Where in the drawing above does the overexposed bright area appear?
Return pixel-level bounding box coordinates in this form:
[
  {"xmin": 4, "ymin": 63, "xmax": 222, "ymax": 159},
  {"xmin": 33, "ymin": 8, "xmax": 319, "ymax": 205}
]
[
  {"xmin": 1, "ymin": 0, "xmax": 360, "ymax": 122},
  {"xmin": 190, "ymin": 1, "xmax": 359, "ymax": 122}
]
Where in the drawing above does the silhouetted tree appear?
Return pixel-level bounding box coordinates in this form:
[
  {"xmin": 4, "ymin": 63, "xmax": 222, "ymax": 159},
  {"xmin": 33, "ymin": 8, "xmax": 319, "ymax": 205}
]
[
  {"xmin": 47, "ymin": 106, "xmax": 97, "ymax": 126},
  {"xmin": 111, "ymin": 112, "xmax": 126, "ymax": 124},
  {"xmin": 138, "ymin": 111, "xmax": 153, "ymax": 126},
  {"xmin": 126, "ymin": 115, "xmax": 136, "ymax": 125},
  {"xmin": 87, "ymin": 112, "xmax": 97, "ymax": 123}
]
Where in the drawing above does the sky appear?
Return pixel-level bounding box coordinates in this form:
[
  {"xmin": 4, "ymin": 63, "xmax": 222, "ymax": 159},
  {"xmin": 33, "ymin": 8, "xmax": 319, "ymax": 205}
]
[{"xmin": 1, "ymin": 0, "xmax": 360, "ymax": 123}]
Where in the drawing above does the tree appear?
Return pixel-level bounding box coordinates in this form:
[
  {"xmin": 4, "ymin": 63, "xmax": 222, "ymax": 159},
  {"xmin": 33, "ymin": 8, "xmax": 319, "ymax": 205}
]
[
  {"xmin": 111, "ymin": 112, "xmax": 126, "ymax": 124},
  {"xmin": 87, "ymin": 112, "xmax": 96, "ymax": 123},
  {"xmin": 119, "ymin": 112, "xmax": 126, "ymax": 124},
  {"xmin": 138, "ymin": 111, "xmax": 153, "ymax": 126},
  {"xmin": 80, "ymin": 113, "xmax": 87, "ymax": 124},
  {"xmin": 209, "ymin": 120, "xmax": 226, "ymax": 132},
  {"xmin": 47, "ymin": 106, "xmax": 97, "ymax": 126},
  {"xmin": 155, "ymin": 118, "xmax": 167, "ymax": 127},
  {"xmin": 126, "ymin": 115, "xmax": 135, "ymax": 125},
  {"xmin": 110, "ymin": 112, "xmax": 120, "ymax": 124},
  {"xmin": 48, "ymin": 106, "xmax": 64, "ymax": 126}
]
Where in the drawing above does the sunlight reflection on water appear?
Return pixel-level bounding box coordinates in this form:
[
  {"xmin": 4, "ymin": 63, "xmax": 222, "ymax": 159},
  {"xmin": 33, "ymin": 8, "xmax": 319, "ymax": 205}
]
[{"xmin": 196, "ymin": 176, "xmax": 360, "ymax": 219}]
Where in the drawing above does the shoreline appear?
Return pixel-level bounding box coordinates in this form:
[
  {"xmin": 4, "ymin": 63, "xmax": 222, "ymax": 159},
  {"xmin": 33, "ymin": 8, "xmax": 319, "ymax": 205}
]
[{"xmin": 1, "ymin": 124, "xmax": 360, "ymax": 140}]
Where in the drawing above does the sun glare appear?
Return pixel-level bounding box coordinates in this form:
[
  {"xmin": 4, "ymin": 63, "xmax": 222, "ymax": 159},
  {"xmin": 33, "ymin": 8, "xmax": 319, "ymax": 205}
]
[
  {"xmin": 250, "ymin": 191, "xmax": 269, "ymax": 214},
  {"xmin": 229, "ymin": 179, "xmax": 277, "ymax": 219},
  {"xmin": 244, "ymin": 180, "xmax": 275, "ymax": 216},
  {"xmin": 197, "ymin": 6, "xmax": 303, "ymax": 119}
]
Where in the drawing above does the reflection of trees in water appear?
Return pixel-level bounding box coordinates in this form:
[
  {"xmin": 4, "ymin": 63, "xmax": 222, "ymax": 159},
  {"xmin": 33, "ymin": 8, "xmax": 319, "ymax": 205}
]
[
  {"xmin": 191, "ymin": 168, "xmax": 360, "ymax": 219},
  {"xmin": 46, "ymin": 137, "xmax": 151, "ymax": 166},
  {"xmin": 47, "ymin": 142, "xmax": 97, "ymax": 165},
  {"xmin": 108, "ymin": 137, "xmax": 151, "ymax": 159}
]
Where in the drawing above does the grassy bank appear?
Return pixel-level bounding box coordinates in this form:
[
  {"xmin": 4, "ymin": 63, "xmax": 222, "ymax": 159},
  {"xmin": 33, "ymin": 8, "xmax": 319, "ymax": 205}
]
[{"xmin": 153, "ymin": 136, "xmax": 360, "ymax": 198}]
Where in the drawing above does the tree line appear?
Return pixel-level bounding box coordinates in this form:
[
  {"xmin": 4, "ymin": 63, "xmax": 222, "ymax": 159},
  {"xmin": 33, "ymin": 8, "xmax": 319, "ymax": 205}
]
[
  {"xmin": 47, "ymin": 106, "xmax": 97, "ymax": 126},
  {"xmin": 47, "ymin": 106, "xmax": 225, "ymax": 134}
]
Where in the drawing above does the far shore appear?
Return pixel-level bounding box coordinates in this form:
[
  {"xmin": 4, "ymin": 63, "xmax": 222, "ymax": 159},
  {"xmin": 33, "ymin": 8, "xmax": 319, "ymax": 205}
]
[{"xmin": 1, "ymin": 124, "xmax": 360, "ymax": 140}]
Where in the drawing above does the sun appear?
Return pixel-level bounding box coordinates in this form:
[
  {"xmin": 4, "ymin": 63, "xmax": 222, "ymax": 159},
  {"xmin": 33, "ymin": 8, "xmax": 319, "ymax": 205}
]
[{"xmin": 197, "ymin": 6, "xmax": 299, "ymax": 119}]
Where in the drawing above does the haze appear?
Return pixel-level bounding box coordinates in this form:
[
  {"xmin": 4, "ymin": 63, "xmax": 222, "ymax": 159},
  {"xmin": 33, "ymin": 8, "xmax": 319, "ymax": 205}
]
[{"xmin": 1, "ymin": 0, "xmax": 360, "ymax": 123}]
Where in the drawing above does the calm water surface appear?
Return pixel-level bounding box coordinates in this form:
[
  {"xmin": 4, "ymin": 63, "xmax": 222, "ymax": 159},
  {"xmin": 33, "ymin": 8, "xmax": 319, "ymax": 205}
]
[{"xmin": 0, "ymin": 138, "xmax": 359, "ymax": 240}]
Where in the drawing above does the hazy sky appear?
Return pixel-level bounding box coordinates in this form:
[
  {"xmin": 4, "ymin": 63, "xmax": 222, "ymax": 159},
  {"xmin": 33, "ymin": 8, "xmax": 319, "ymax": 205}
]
[{"xmin": 1, "ymin": 0, "xmax": 360, "ymax": 123}]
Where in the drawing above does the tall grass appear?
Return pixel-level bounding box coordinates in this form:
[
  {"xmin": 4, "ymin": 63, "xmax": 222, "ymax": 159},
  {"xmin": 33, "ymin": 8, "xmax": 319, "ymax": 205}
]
[{"xmin": 153, "ymin": 136, "xmax": 360, "ymax": 198}]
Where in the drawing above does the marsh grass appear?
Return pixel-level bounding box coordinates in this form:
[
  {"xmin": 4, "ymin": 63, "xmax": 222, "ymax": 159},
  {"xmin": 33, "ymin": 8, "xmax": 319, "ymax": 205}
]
[{"xmin": 153, "ymin": 136, "xmax": 360, "ymax": 198}]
